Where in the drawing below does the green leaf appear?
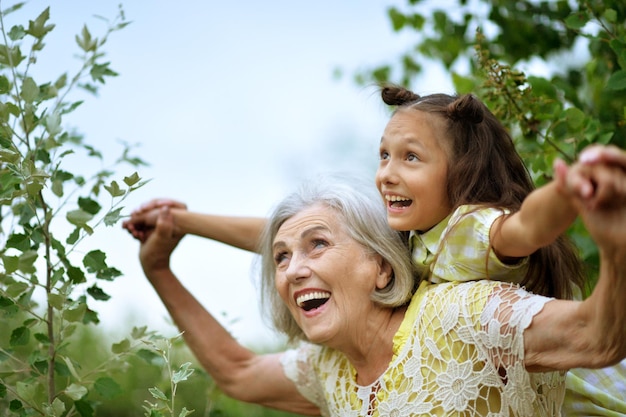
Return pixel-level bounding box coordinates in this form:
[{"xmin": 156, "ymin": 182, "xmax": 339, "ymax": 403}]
[
  {"xmin": 67, "ymin": 265, "xmax": 86, "ymax": 284},
  {"xmin": 0, "ymin": 75, "xmax": 9, "ymax": 94},
  {"xmin": 603, "ymin": 8, "xmax": 617, "ymax": 23},
  {"xmin": 67, "ymin": 209, "xmax": 94, "ymax": 225},
  {"xmin": 26, "ymin": 7, "xmax": 55, "ymax": 38},
  {"xmin": 18, "ymin": 250, "xmax": 38, "ymax": 273},
  {"xmin": 87, "ymin": 285, "xmax": 110, "ymax": 301},
  {"xmin": 606, "ymin": 70, "xmax": 626, "ymax": 91},
  {"xmin": 5, "ymin": 281, "xmax": 28, "ymax": 297},
  {"xmin": 48, "ymin": 293, "xmax": 65, "ymax": 310},
  {"xmin": 104, "ymin": 180, "xmax": 125, "ymax": 197},
  {"xmin": 2, "ymin": 255, "xmax": 19, "ymax": 274},
  {"xmin": 67, "ymin": 227, "xmax": 80, "ymax": 245},
  {"xmin": 65, "ymin": 383, "xmax": 88, "ymax": 401},
  {"xmin": 74, "ymin": 399, "xmax": 94, "ymax": 417},
  {"xmin": 178, "ymin": 407, "xmax": 194, "ymax": 417},
  {"xmin": 148, "ymin": 387, "xmax": 168, "ymax": 401},
  {"xmin": 123, "ymin": 172, "xmax": 141, "ymax": 186},
  {"xmin": 6, "ymin": 233, "xmax": 30, "ymax": 251},
  {"xmin": 172, "ymin": 362, "xmax": 194, "ymax": 384},
  {"xmin": 78, "ymin": 196, "xmax": 101, "ymax": 215},
  {"xmin": 83, "ymin": 250, "xmax": 106, "ymax": 272},
  {"xmin": 564, "ymin": 11, "xmax": 588, "ymax": 30},
  {"xmin": 8, "ymin": 24, "xmax": 26, "ymax": 41},
  {"xmin": 564, "ymin": 107, "xmax": 585, "ymax": 130},
  {"xmin": 90, "ymin": 62, "xmax": 119, "ymax": 83},
  {"xmin": 20, "ymin": 77, "xmax": 39, "ymax": 103},
  {"xmin": 65, "ymin": 303, "xmax": 86, "ymax": 322},
  {"xmin": 0, "ymin": 296, "xmax": 15, "ymax": 309},
  {"xmin": 111, "ymin": 338, "xmax": 130, "ymax": 354},
  {"xmin": 10, "ymin": 326, "xmax": 30, "ymax": 346},
  {"xmin": 67, "ymin": 209, "xmax": 94, "ymax": 234},
  {"xmin": 136, "ymin": 348, "xmax": 160, "ymax": 365},
  {"xmin": 9, "ymin": 399, "xmax": 22, "ymax": 411},
  {"xmin": 0, "ymin": 44, "xmax": 25, "ymax": 67},
  {"xmin": 0, "ymin": 383, "xmax": 6, "ymax": 398},
  {"xmin": 104, "ymin": 207, "xmax": 123, "ymax": 226},
  {"xmin": 76, "ymin": 25, "xmax": 97, "ymax": 52},
  {"xmin": 34, "ymin": 333, "xmax": 50, "ymax": 344},
  {"xmin": 94, "ymin": 377, "xmax": 122, "ymax": 399}
]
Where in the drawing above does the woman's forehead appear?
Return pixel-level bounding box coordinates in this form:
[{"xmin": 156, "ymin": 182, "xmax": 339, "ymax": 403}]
[{"xmin": 274, "ymin": 205, "xmax": 341, "ymax": 243}]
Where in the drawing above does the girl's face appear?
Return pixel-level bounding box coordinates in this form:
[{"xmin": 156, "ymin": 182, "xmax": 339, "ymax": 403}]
[
  {"xmin": 272, "ymin": 204, "xmax": 391, "ymax": 349},
  {"xmin": 375, "ymin": 109, "xmax": 452, "ymax": 233}
]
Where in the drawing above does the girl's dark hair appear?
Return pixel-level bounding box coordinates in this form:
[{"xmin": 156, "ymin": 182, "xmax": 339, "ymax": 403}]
[{"xmin": 381, "ymin": 84, "xmax": 585, "ymax": 299}]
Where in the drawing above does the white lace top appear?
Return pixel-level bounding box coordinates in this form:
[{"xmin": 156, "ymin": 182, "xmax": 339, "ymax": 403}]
[{"xmin": 281, "ymin": 280, "xmax": 566, "ymax": 416}]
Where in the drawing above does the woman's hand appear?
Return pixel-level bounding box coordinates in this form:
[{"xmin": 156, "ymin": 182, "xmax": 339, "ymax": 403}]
[
  {"xmin": 138, "ymin": 206, "xmax": 184, "ymax": 279},
  {"xmin": 123, "ymin": 199, "xmax": 187, "ymax": 242}
]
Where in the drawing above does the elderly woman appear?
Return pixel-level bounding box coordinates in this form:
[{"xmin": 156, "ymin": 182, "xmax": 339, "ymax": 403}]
[{"xmin": 128, "ymin": 148, "xmax": 626, "ymax": 416}]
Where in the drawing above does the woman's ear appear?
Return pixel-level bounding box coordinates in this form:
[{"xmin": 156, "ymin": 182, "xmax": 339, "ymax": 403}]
[{"xmin": 374, "ymin": 254, "xmax": 394, "ymax": 289}]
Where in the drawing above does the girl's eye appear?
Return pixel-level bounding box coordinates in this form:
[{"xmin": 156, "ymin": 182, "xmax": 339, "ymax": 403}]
[
  {"xmin": 407, "ymin": 153, "xmax": 419, "ymax": 162},
  {"xmin": 379, "ymin": 150, "xmax": 389, "ymax": 160}
]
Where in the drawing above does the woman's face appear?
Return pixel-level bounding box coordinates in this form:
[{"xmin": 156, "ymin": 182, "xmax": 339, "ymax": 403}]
[
  {"xmin": 272, "ymin": 204, "xmax": 392, "ymax": 348},
  {"xmin": 375, "ymin": 109, "xmax": 452, "ymax": 233}
]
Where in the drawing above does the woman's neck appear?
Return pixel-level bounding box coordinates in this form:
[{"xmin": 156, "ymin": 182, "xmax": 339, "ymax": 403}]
[{"xmin": 339, "ymin": 305, "xmax": 407, "ymax": 386}]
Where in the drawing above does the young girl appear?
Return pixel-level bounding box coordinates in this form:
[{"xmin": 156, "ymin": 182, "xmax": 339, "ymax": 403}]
[{"xmin": 376, "ymin": 85, "xmax": 585, "ymax": 299}]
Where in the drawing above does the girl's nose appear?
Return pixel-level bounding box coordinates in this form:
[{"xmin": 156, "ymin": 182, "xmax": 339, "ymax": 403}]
[{"xmin": 376, "ymin": 161, "xmax": 399, "ymax": 185}]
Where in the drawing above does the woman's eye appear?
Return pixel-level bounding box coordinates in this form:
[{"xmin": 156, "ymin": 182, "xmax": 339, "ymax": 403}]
[
  {"xmin": 274, "ymin": 251, "xmax": 289, "ymax": 265},
  {"xmin": 312, "ymin": 239, "xmax": 328, "ymax": 250}
]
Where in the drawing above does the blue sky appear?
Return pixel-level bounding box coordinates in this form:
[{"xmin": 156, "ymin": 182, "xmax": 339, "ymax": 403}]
[{"xmin": 8, "ymin": 0, "xmax": 452, "ymax": 346}]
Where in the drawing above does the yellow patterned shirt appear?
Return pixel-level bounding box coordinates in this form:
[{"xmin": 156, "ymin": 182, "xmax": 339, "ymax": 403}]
[
  {"xmin": 410, "ymin": 205, "xmax": 528, "ymax": 284},
  {"xmin": 281, "ymin": 280, "xmax": 564, "ymax": 416}
]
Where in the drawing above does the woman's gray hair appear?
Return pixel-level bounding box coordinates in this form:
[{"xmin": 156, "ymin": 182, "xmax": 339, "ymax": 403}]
[{"xmin": 258, "ymin": 174, "xmax": 416, "ymax": 342}]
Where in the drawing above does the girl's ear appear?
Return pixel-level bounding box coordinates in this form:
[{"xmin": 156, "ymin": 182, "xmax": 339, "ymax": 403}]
[{"xmin": 374, "ymin": 254, "xmax": 394, "ymax": 289}]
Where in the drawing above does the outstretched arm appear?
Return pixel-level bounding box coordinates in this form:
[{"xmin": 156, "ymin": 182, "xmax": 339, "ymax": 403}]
[
  {"xmin": 522, "ymin": 151, "xmax": 626, "ymax": 371},
  {"xmin": 490, "ymin": 162, "xmax": 578, "ymax": 260},
  {"xmin": 135, "ymin": 206, "xmax": 319, "ymax": 415},
  {"xmin": 123, "ymin": 198, "xmax": 267, "ymax": 252}
]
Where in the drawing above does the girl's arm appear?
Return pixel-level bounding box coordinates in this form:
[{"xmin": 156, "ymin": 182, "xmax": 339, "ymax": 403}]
[
  {"xmin": 522, "ymin": 158, "xmax": 626, "ymax": 371},
  {"xmin": 490, "ymin": 161, "xmax": 578, "ymax": 260},
  {"xmin": 123, "ymin": 198, "xmax": 267, "ymax": 253},
  {"xmin": 136, "ymin": 206, "xmax": 320, "ymax": 415}
]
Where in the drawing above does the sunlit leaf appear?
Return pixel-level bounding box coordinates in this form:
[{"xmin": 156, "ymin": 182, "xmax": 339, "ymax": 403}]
[
  {"xmin": 104, "ymin": 207, "xmax": 123, "ymax": 226},
  {"xmin": 148, "ymin": 387, "xmax": 167, "ymax": 401},
  {"xmin": 172, "ymin": 362, "xmax": 194, "ymax": 384},
  {"xmin": 65, "ymin": 383, "xmax": 88, "ymax": 401},
  {"xmin": 111, "ymin": 338, "xmax": 130, "ymax": 354}
]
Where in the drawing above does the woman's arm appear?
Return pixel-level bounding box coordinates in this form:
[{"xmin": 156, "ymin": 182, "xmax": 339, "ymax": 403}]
[
  {"xmin": 136, "ymin": 206, "xmax": 319, "ymax": 415},
  {"xmin": 123, "ymin": 198, "xmax": 267, "ymax": 252},
  {"xmin": 522, "ymin": 155, "xmax": 626, "ymax": 371}
]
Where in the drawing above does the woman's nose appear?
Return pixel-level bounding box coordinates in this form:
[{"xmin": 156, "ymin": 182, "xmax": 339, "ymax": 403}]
[{"xmin": 285, "ymin": 252, "xmax": 312, "ymax": 283}]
